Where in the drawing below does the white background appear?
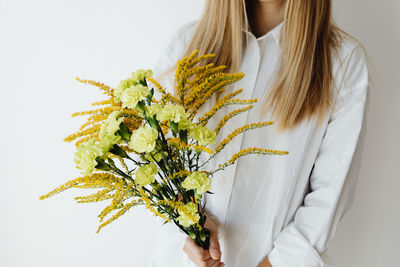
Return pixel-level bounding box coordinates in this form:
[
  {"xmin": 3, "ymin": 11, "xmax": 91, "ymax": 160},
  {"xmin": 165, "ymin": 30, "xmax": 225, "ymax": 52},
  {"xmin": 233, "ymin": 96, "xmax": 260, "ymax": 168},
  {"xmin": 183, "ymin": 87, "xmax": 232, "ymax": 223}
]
[{"xmin": 0, "ymin": 0, "xmax": 398, "ymax": 266}]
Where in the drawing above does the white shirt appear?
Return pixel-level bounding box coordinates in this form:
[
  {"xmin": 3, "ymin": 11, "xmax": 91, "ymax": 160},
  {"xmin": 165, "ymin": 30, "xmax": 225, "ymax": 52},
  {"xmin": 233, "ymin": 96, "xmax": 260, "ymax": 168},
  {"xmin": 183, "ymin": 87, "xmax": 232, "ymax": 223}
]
[{"xmin": 149, "ymin": 19, "xmax": 370, "ymax": 267}]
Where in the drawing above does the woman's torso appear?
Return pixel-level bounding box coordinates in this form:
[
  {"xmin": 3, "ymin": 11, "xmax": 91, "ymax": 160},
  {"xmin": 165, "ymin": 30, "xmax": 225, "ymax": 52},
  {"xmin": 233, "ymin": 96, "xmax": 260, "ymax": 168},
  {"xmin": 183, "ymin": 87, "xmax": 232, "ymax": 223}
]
[{"xmin": 149, "ymin": 19, "xmax": 365, "ymax": 267}]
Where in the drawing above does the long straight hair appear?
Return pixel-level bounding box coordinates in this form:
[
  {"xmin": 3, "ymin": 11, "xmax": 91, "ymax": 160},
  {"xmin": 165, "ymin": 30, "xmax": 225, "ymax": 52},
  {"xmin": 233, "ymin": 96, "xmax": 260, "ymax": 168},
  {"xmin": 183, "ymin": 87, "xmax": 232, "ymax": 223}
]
[{"xmin": 161, "ymin": 0, "xmax": 350, "ymax": 132}]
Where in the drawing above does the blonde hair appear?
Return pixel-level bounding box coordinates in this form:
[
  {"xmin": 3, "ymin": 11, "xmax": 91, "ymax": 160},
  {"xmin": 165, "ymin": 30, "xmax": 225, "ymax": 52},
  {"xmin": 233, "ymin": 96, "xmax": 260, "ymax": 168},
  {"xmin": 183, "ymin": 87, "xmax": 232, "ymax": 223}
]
[{"xmin": 160, "ymin": 0, "xmax": 354, "ymax": 132}]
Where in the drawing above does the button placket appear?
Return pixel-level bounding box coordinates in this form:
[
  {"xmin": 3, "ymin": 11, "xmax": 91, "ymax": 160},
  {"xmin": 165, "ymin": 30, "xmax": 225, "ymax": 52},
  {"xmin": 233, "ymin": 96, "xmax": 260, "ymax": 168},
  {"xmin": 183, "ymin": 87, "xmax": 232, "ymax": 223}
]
[{"xmin": 216, "ymin": 38, "xmax": 261, "ymax": 233}]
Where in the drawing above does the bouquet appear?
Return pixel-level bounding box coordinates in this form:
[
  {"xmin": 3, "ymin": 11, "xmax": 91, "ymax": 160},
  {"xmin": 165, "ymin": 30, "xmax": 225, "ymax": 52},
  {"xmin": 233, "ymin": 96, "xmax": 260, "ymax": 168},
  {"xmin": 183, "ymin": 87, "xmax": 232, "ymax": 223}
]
[{"xmin": 40, "ymin": 49, "xmax": 288, "ymax": 249}]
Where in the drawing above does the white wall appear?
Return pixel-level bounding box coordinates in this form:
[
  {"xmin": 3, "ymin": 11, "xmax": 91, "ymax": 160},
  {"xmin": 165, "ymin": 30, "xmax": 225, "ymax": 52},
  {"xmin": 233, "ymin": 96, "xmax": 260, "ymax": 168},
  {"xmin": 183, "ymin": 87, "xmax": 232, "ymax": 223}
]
[
  {"xmin": 0, "ymin": 0, "xmax": 398, "ymax": 266},
  {"xmin": 326, "ymin": 1, "xmax": 400, "ymax": 266}
]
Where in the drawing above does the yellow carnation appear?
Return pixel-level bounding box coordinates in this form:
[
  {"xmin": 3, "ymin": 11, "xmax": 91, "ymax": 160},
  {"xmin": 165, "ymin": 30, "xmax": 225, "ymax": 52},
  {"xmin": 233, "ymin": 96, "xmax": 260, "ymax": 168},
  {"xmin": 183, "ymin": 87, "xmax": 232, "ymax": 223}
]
[
  {"xmin": 156, "ymin": 104, "xmax": 189, "ymax": 123},
  {"xmin": 135, "ymin": 163, "xmax": 158, "ymax": 187},
  {"xmin": 74, "ymin": 138, "xmax": 103, "ymax": 176},
  {"xmin": 181, "ymin": 171, "xmax": 211, "ymax": 194},
  {"xmin": 177, "ymin": 202, "xmax": 200, "ymax": 227},
  {"xmin": 120, "ymin": 84, "xmax": 149, "ymax": 109},
  {"xmin": 189, "ymin": 125, "xmax": 216, "ymax": 146},
  {"xmin": 128, "ymin": 126, "xmax": 158, "ymax": 153}
]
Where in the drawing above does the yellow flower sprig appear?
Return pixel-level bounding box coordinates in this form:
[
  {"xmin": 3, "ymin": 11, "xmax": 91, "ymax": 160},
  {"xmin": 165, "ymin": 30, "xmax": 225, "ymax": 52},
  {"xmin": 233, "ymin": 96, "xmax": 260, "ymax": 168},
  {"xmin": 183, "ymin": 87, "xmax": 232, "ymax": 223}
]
[
  {"xmin": 189, "ymin": 73, "xmax": 246, "ymax": 116},
  {"xmin": 96, "ymin": 198, "xmax": 143, "ymax": 233},
  {"xmin": 186, "ymin": 65, "xmax": 228, "ymax": 88},
  {"xmin": 168, "ymin": 138, "xmax": 213, "ymax": 155},
  {"xmin": 174, "ymin": 50, "xmax": 219, "ymax": 102},
  {"xmin": 74, "ymin": 135, "xmax": 94, "ymax": 148},
  {"xmin": 197, "ymin": 88, "xmax": 246, "ymax": 125},
  {"xmin": 184, "ymin": 73, "xmax": 229, "ymax": 107},
  {"xmin": 39, "ymin": 172, "xmax": 139, "ymax": 233},
  {"xmin": 71, "ymin": 106, "xmax": 120, "ymax": 118},
  {"xmin": 98, "ymin": 183, "xmax": 133, "ymax": 222},
  {"xmin": 75, "ymin": 77, "xmax": 113, "ymax": 97},
  {"xmin": 121, "ymin": 116, "xmax": 143, "ymax": 133},
  {"xmin": 217, "ymin": 147, "xmax": 289, "ymax": 171},
  {"xmin": 121, "ymin": 108, "xmax": 140, "ymax": 117},
  {"xmin": 64, "ymin": 124, "xmax": 101, "ymax": 143},
  {"xmin": 214, "ymin": 105, "xmax": 254, "ymax": 134},
  {"xmin": 186, "ymin": 50, "xmax": 216, "ymax": 69},
  {"xmin": 174, "ymin": 58, "xmax": 190, "ymax": 102},
  {"xmin": 214, "ymin": 122, "xmax": 274, "ymax": 153},
  {"xmin": 109, "ymin": 154, "xmax": 129, "ymax": 173},
  {"xmin": 146, "ymin": 77, "xmax": 179, "ymax": 104},
  {"xmin": 164, "ymin": 170, "xmax": 191, "ymax": 183},
  {"xmin": 79, "ymin": 114, "xmax": 109, "ymax": 131},
  {"xmin": 74, "ymin": 188, "xmax": 114, "ymax": 203},
  {"xmin": 139, "ymin": 188, "xmax": 171, "ymax": 222},
  {"xmin": 184, "ymin": 63, "xmax": 215, "ymax": 80},
  {"xmin": 39, "ymin": 173, "xmax": 129, "ymax": 200},
  {"xmin": 91, "ymin": 99, "xmax": 114, "ymax": 106}
]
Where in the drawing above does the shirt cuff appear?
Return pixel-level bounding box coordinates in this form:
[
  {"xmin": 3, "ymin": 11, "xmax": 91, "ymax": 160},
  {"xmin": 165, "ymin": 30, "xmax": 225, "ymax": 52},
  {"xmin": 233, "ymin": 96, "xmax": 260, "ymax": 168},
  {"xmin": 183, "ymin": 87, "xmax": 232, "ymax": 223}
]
[{"xmin": 267, "ymin": 222, "xmax": 332, "ymax": 267}]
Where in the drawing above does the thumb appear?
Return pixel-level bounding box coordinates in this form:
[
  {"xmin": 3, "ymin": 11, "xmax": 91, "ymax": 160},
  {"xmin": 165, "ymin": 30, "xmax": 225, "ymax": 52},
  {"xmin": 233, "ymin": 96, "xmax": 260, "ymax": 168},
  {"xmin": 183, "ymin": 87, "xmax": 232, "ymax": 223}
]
[{"xmin": 209, "ymin": 229, "xmax": 221, "ymax": 260}]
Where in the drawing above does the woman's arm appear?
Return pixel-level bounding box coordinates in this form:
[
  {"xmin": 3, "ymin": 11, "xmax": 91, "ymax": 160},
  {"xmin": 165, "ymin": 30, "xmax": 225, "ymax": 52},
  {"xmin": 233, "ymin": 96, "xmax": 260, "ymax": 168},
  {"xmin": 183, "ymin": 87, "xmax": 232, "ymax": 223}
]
[{"xmin": 266, "ymin": 44, "xmax": 370, "ymax": 267}]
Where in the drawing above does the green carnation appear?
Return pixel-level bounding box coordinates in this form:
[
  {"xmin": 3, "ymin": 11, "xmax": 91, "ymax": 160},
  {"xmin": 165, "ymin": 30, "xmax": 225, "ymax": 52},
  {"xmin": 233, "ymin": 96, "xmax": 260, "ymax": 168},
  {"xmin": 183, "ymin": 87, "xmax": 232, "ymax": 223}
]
[
  {"xmin": 74, "ymin": 138, "xmax": 103, "ymax": 176},
  {"xmin": 128, "ymin": 126, "xmax": 158, "ymax": 153},
  {"xmin": 156, "ymin": 104, "xmax": 189, "ymax": 123},
  {"xmin": 114, "ymin": 78, "xmax": 136, "ymax": 102},
  {"xmin": 189, "ymin": 125, "xmax": 216, "ymax": 146},
  {"xmin": 177, "ymin": 202, "xmax": 200, "ymax": 227},
  {"xmin": 99, "ymin": 110, "xmax": 123, "ymax": 138},
  {"xmin": 181, "ymin": 171, "xmax": 211, "ymax": 194},
  {"xmin": 120, "ymin": 84, "xmax": 149, "ymax": 109},
  {"xmin": 98, "ymin": 134, "xmax": 122, "ymax": 158},
  {"xmin": 177, "ymin": 118, "xmax": 193, "ymax": 131},
  {"xmin": 135, "ymin": 163, "xmax": 158, "ymax": 187},
  {"xmin": 131, "ymin": 69, "xmax": 153, "ymax": 83},
  {"xmin": 145, "ymin": 103, "xmax": 162, "ymax": 117}
]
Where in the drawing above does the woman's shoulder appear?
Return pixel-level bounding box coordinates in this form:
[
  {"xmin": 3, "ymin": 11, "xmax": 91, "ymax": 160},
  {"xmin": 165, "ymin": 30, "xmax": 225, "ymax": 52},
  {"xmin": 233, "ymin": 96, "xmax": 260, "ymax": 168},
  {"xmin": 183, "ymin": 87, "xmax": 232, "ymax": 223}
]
[
  {"xmin": 331, "ymin": 29, "xmax": 370, "ymax": 108},
  {"xmin": 332, "ymin": 30, "xmax": 368, "ymax": 74},
  {"xmin": 162, "ymin": 18, "xmax": 199, "ymax": 57}
]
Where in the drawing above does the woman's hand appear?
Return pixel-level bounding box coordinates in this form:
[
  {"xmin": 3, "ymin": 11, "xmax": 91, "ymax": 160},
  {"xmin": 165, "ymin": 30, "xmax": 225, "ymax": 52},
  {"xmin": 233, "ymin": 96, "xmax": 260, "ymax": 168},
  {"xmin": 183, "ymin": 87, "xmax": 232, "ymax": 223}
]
[
  {"xmin": 256, "ymin": 255, "xmax": 272, "ymax": 267},
  {"xmin": 182, "ymin": 211, "xmax": 224, "ymax": 267}
]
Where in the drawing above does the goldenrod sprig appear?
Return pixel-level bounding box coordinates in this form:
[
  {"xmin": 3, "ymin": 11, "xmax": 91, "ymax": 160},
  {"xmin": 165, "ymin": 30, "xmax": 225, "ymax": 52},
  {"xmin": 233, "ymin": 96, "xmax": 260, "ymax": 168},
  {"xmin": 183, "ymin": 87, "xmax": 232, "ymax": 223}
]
[
  {"xmin": 197, "ymin": 88, "xmax": 251, "ymax": 125},
  {"xmin": 215, "ymin": 122, "xmax": 274, "ymax": 153},
  {"xmin": 96, "ymin": 198, "xmax": 143, "ymax": 233},
  {"xmin": 189, "ymin": 73, "xmax": 245, "ymax": 117},
  {"xmin": 213, "ymin": 147, "xmax": 289, "ymax": 174},
  {"xmin": 146, "ymin": 77, "xmax": 179, "ymax": 104},
  {"xmin": 76, "ymin": 77, "xmax": 113, "ymax": 96},
  {"xmin": 64, "ymin": 124, "xmax": 101, "ymax": 143},
  {"xmin": 214, "ymin": 106, "xmax": 254, "ymax": 134}
]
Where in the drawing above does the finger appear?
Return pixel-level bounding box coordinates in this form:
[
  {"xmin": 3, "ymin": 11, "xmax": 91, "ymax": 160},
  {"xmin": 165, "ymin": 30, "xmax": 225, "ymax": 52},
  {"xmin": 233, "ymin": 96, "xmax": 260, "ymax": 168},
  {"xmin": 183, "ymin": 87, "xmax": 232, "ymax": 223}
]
[
  {"xmin": 187, "ymin": 237, "xmax": 212, "ymax": 261},
  {"xmin": 208, "ymin": 232, "xmax": 221, "ymax": 260},
  {"xmin": 204, "ymin": 257, "xmax": 224, "ymax": 267}
]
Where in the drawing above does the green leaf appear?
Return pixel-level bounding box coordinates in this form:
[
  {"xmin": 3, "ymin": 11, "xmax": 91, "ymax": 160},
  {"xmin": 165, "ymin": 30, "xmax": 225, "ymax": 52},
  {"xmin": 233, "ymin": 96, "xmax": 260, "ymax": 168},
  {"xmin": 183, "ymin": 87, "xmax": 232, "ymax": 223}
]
[
  {"xmin": 117, "ymin": 122, "xmax": 131, "ymax": 141},
  {"xmin": 109, "ymin": 144, "xmax": 129, "ymax": 158},
  {"xmin": 95, "ymin": 157, "xmax": 112, "ymax": 171}
]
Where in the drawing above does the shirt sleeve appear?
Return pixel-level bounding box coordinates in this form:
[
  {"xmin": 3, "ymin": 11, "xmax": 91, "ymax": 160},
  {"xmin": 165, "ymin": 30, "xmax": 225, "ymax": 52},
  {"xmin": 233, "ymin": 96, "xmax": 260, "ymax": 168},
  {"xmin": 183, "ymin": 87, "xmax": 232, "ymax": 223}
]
[{"xmin": 267, "ymin": 44, "xmax": 370, "ymax": 267}]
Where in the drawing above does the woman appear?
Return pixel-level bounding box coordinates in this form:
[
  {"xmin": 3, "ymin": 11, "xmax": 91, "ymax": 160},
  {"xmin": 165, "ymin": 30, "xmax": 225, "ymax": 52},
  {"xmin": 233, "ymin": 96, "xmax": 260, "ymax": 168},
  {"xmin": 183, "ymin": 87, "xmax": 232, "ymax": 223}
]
[{"xmin": 149, "ymin": 0, "xmax": 370, "ymax": 266}]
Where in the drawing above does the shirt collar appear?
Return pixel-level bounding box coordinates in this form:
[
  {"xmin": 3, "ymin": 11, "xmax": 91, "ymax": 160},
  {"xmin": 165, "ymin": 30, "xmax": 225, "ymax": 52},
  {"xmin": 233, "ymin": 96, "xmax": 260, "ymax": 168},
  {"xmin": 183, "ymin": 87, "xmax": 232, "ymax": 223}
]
[{"xmin": 242, "ymin": 20, "xmax": 284, "ymax": 44}]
